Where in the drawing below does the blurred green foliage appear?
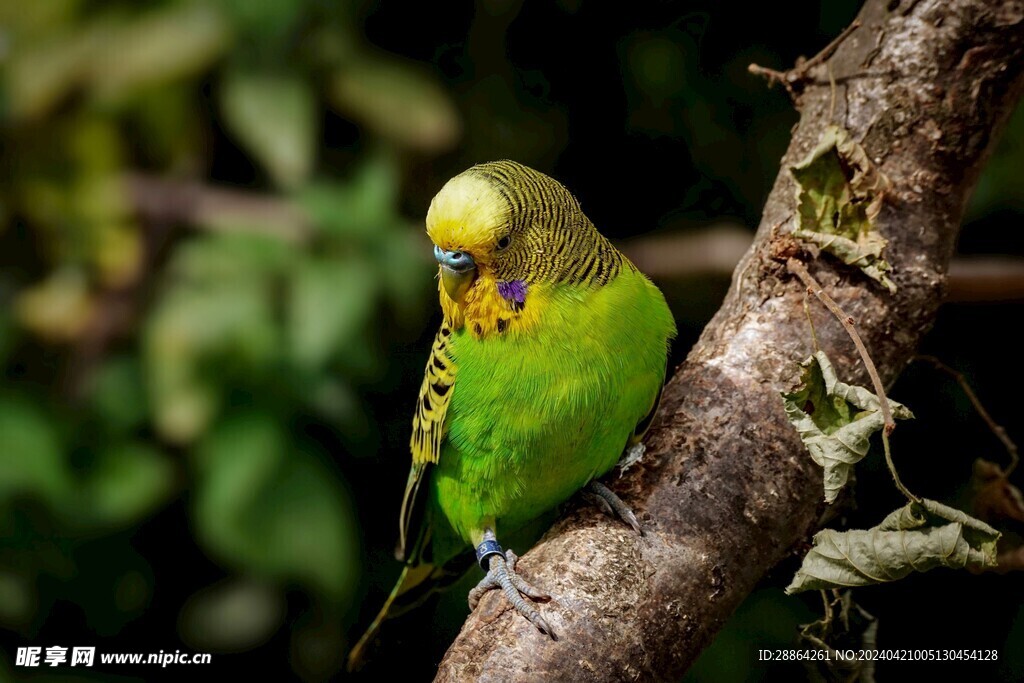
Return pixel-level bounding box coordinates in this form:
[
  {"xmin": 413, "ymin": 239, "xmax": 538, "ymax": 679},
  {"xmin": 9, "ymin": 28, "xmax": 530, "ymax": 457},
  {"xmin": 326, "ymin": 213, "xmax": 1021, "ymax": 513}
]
[{"xmin": 0, "ymin": 0, "xmax": 444, "ymax": 678}]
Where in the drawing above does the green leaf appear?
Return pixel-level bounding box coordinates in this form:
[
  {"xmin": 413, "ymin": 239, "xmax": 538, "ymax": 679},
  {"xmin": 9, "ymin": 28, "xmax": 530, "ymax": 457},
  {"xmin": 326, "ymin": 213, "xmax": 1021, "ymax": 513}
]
[
  {"xmin": 0, "ymin": 0, "xmax": 79, "ymax": 34},
  {"xmin": 377, "ymin": 228, "xmax": 432, "ymax": 315},
  {"xmin": 220, "ymin": 71, "xmax": 317, "ymax": 189},
  {"xmin": 297, "ymin": 153, "xmax": 400, "ymax": 239},
  {"xmin": 78, "ymin": 442, "xmax": 174, "ymax": 529},
  {"xmin": 0, "ymin": 397, "xmax": 69, "ymax": 503},
  {"xmin": 171, "ymin": 232, "xmax": 299, "ymax": 282},
  {"xmin": 790, "ymin": 125, "xmax": 896, "ymax": 293},
  {"xmin": 4, "ymin": 22, "xmax": 97, "ymax": 121},
  {"xmin": 145, "ymin": 282, "xmax": 277, "ymax": 443},
  {"xmin": 193, "ymin": 414, "xmax": 357, "ymax": 599},
  {"xmin": 88, "ymin": 356, "xmax": 148, "ymax": 433},
  {"xmin": 329, "ymin": 56, "xmax": 460, "ymax": 151},
  {"xmin": 90, "ymin": 4, "xmax": 229, "ymax": 100},
  {"xmin": 782, "ymin": 351, "xmax": 913, "ymax": 503},
  {"xmin": 786, "ymin": 499, "xmax": 1000, "ymax": 594},
  {"xmin": 218, "ymin": 0, "xmax": 304, "ymax": 40},
  {"xmin": 288, "ymin": 258, "xmax": 375, "ymax": 370}
]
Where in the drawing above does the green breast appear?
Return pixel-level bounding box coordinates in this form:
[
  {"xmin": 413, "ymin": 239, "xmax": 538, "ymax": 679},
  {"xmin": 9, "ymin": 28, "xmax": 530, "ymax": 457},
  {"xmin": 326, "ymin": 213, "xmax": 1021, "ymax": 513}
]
[{"xmin": 429, "ymin": 267, "xmax": 675, "ymax": 557}]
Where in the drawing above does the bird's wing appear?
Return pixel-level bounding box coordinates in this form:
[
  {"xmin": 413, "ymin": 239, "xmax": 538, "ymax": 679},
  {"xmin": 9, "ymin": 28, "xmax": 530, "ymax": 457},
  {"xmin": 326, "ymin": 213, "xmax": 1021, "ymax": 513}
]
[{"xmin": 398, "ymin": 322, "xmax": 456, "ymax": 559}]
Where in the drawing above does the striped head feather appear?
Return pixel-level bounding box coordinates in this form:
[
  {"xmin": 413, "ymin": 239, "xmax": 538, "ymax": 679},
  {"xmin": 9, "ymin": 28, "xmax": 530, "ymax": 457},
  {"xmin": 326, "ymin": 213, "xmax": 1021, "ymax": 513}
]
[{"xmin": 426, "ymin": 161, "xmax": 631, "ymax": 337}]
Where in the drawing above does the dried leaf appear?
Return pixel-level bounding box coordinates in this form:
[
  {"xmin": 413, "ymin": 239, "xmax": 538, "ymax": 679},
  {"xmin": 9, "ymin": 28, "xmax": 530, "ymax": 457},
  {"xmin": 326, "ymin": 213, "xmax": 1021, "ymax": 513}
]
[
  {"xmin": 791, "ymin": 125, "xmax": 896, "ymax": 293},
  {"xmin": 787, "ymin": 499, "xmax": 1000, "ymax": 594},
  {"xmin": 972, "ymin": 458, "xmax": 1024, "ymax": 523},
  {"xmin": 782, "ymin": 351, "xmax": 913, "ymax": 503}
]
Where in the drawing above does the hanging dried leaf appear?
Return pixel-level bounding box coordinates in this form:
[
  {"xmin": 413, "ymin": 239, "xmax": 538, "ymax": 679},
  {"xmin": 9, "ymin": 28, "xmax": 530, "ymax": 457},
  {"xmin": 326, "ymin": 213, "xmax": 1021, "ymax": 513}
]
[
  {"xmin": 787, "ymin": 499, "xmax": 1000, "ymax": 594},
  {"xmin": 782, "ymin": 351, "xmax": 913, "ymax": 503},
  {"xmin": 791, "ymin": 125, "xmax": 896, "ymax": 293}
]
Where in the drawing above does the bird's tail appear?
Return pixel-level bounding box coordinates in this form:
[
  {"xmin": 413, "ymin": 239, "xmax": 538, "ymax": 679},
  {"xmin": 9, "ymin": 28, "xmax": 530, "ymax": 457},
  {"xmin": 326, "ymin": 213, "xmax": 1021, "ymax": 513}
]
[{"xmin": 346, "ymin": 561, "xmax": 462, "ymax": 672}]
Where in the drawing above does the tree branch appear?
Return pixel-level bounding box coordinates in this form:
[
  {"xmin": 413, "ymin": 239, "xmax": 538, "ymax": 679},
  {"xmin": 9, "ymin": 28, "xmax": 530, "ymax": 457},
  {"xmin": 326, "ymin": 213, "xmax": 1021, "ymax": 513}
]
[{"xmin": 435, "ymin": 1, "xmax": 1024, "ymax": 680}]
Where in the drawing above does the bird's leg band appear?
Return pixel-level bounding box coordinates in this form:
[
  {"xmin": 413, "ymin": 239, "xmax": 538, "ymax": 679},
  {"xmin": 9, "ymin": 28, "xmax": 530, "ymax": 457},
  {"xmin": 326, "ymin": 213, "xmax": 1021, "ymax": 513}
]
[
  {"xmin": 468, "ymin": 535, "xmax": 554, "ymax": 637},
  {"xmin": 475, "ymin": 529, "xmax": 504, "ymax": 571}
]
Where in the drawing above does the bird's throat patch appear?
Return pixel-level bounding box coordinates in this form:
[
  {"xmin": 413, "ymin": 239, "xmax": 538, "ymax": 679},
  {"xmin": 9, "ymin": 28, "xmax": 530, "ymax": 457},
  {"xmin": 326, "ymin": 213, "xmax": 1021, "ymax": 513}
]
[
  {"xmin": 441, "ymin": 274, "xmax": 542, "ymax": 339},
  {"xmin": 497, "ymin": 280, "xmax": 527, "ymax": 312}
]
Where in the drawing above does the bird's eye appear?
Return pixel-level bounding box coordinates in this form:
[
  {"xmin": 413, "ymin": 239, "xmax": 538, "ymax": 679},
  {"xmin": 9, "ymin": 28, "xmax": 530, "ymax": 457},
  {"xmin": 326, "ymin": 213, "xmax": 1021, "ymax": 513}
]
[{"xmin": 496, "ymin": 235, "xmax": 511, "ymax": 251}]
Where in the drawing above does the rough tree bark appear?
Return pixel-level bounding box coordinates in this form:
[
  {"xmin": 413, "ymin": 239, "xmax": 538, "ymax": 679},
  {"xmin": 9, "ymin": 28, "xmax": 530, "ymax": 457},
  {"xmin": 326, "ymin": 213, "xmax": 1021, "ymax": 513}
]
[{"xmin": 436, "ymin": 1, "xmax": 1024, "ymax": 680}]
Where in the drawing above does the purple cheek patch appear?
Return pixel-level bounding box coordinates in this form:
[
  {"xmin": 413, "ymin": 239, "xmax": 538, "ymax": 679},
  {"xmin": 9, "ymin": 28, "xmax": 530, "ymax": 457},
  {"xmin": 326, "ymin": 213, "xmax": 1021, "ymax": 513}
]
[{"xmin": 497, "ymin": 279, "xmax": 527, "ymax": 305}]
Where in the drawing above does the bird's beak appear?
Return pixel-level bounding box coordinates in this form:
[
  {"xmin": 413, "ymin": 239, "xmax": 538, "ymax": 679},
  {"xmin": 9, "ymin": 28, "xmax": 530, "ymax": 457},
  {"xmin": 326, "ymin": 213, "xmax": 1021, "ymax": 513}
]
[{"xmin": 434, "ymin": 245, "xmax": 477, "ymax": 304}]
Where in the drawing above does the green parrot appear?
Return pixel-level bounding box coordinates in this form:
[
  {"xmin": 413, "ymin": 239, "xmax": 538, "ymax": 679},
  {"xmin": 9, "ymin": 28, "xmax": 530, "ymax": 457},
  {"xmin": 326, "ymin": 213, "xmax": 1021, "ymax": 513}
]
[{"xmin": 348, "ymin": 160, "xmax": 675, "ymax": 668}]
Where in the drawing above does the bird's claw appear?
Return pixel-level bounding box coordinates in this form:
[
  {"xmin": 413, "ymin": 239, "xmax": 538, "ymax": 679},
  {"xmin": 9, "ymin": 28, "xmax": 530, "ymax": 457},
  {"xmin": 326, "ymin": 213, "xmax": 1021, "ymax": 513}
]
[
  {"xmin": 617, "ymin": 442, "xmax": 646, "ymax": 474},
  {"xmin": 587, "ymin": 480, "xmax": 643, "ymax": 535},
  {"xmin": 468, "ymin": 549, "xmax": 554, "ymax": 637}
]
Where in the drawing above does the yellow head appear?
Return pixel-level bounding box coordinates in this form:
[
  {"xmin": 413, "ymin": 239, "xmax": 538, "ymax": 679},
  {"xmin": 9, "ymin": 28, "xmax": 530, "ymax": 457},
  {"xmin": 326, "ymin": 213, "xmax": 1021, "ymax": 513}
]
[
  {"xmin": 426, "ymin": 170, "xmax": 511, "ymax": 274},
  {"xmin": 427, "ymin": 159, "xmax": 622, "ymax": 293},
  {"xmin": 425, "ymin": 161, "xmax": 627, "ymax": 336}
]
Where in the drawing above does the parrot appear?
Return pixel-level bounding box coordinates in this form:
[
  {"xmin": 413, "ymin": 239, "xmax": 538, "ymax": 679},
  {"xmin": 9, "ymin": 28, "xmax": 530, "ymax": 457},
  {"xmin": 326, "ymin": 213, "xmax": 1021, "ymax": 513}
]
[{"xmin": 347, "ymin": 160, "xmax": 675, "ymax": 669}]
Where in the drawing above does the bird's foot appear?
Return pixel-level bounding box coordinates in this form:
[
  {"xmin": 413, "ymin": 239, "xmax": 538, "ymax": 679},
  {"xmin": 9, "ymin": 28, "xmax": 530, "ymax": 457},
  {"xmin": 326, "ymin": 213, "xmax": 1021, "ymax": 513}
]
[
  {"xmin": 468, "ymin": 549, "xmax": 553, "ymax": 637},
  {"xmin": 617, "ymin": 441, "xmax": 646, "ymax": 474},
  {"xmin": 586, "ymin": 480, "xmax": 643, "ymax": 535}
]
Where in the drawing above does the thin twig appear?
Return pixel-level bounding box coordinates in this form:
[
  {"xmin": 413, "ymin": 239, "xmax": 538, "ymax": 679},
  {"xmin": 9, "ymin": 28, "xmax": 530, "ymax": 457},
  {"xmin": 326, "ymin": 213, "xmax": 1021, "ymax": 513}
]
[
  {"xmin": 787, "ymin": 258, "xmax": 921, "ymax": 504},
  {"xmin": 803, "ymin": 294, "xmax": 821, "ymax": 352},
  {"xmin": 787, "ymin": 259, "xmax": 894, "ymax": 431},
  {"xmin": 749, "ymin": 20, "xmax": 861, "ymax": 96},
  {"xmin": 827, "ymin": 63, "xmax": 837, "ymax": 122},
  {"xmin": 800, "ymin": 20, "xmax": 862, "ymax": 75},
  {"xmin": 915, "ymin": 355, "xmax": 1019, "ymax": 476},
  {"xmin": 880, "ymin": 431, "xmax": 918, "ymax": 504},
  {"xmin": 819, "ymin": 590, "xmax": 832, "ymax": 630},
  {"xmin": 747, "ymin": 63, "xmax": 794, "ymax": 94}
]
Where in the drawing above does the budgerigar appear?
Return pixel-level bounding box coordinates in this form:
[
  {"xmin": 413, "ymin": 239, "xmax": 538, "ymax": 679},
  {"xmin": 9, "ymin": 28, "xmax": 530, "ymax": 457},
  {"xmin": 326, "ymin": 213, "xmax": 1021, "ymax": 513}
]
[{"xmin": 348, "ymin": 160, "xmax": 675, "ymax": 669}]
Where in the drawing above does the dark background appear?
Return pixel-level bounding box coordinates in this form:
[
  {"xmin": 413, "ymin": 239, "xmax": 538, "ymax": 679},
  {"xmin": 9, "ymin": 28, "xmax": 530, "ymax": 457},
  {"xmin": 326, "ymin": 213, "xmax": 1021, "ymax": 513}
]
[{"xmin": 1, "ymin": 1, "xmax": 1022, "ymax": 680}]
